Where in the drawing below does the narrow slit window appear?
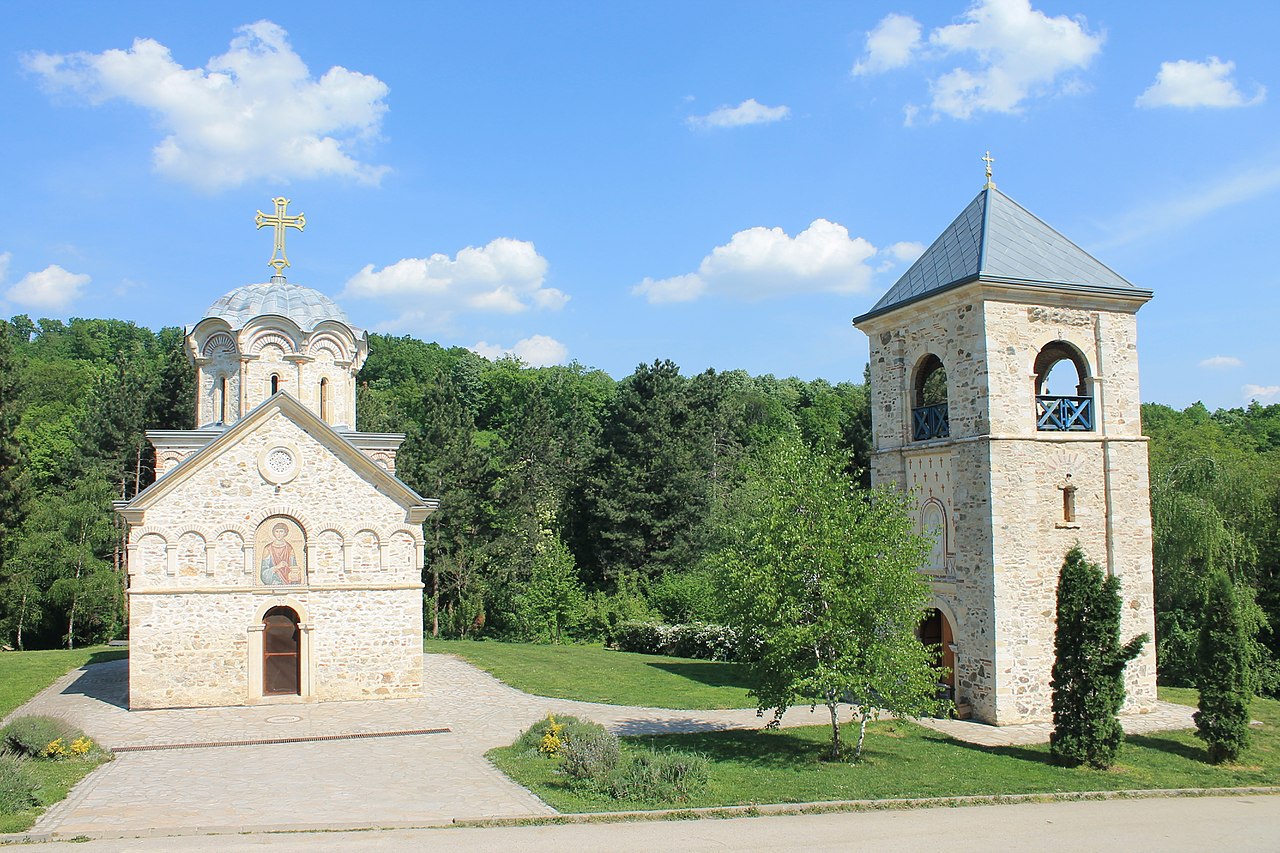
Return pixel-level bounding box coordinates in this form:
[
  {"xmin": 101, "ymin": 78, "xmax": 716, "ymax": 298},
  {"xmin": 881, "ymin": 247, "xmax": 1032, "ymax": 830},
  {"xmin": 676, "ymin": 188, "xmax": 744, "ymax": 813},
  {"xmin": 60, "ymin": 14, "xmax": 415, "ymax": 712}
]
[
  {"xmin": 218, "ymin": 376, "xmax": 228, "ymax": 423},
  {"xmin": 319, "ymin": 378, "xmax": 329, "ymax": 421},
  {"xmin": 270, "ymin": 373, "xmax": 279, "ymax": 395},
  {"xmin": 1060, "ymin": 475, "xmax": 1077, "ymax": 523}
]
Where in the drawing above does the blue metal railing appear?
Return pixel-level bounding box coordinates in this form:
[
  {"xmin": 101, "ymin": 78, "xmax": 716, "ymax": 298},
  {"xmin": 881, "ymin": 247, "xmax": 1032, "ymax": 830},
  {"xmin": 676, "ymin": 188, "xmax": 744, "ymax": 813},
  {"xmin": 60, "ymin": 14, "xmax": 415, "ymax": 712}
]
[
  {"xmin": 912, "ymin": 403, "xmax": 950, "ymax": 441},
  {"xmin": 1036, "ymin": 395, "xmax": 1094, "ymax": 431}
]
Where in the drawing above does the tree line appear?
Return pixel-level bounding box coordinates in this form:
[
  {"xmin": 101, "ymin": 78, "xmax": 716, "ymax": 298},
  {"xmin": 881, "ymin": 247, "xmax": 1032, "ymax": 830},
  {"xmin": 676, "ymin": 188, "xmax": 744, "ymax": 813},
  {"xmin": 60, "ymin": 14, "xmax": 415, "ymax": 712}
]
[{"xmin": 0, "ymin": 315, "xmax": 1276, "ymax": 699}]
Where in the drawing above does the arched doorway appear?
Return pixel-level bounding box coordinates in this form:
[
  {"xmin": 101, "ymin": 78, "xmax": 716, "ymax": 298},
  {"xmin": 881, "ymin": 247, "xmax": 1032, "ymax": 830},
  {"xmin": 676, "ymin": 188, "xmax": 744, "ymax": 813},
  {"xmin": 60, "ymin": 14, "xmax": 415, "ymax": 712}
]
[
  {"xmin": 918, "ymin": 608, "xmax": 955, "ymax": 701},
  {"xmin": 262, "ymin": 606, "xmax": 301, "ymax": 696}
]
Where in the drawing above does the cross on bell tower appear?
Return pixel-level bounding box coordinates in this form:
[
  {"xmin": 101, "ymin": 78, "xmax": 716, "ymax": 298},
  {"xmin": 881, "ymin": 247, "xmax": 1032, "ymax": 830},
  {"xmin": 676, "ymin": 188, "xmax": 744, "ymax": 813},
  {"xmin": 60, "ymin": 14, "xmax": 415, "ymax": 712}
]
[{"xmin": 255, "ymin": 197, "xmax": 306, "ymax": 280}]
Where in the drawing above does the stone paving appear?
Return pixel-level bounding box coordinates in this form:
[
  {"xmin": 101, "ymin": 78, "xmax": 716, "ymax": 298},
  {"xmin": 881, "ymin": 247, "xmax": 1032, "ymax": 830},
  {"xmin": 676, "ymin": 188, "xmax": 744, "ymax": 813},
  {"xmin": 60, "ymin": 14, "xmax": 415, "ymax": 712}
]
[{"xmin": 11, "ymin": 653, "xmax": 1197, "ymax": 839}]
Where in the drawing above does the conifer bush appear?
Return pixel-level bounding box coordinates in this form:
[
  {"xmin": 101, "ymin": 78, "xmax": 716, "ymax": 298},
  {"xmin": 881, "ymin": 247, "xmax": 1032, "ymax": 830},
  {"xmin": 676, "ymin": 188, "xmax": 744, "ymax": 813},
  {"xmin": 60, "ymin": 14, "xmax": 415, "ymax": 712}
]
[
  {"xmin": 1195, "ymin": 570, "xmax": 1253, "ymax": 763},
  {"xmin": 1049, "ymin": 546, "xmax": 1147, "ymax": 769}
]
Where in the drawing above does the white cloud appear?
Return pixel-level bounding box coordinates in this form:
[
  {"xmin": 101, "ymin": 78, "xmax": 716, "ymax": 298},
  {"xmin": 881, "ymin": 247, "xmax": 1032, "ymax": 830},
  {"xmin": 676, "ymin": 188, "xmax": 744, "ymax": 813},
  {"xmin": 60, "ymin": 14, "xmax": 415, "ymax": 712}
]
[
  {"xmin": 688, "ymin": 98, "xmax": 790, "ymax": 129},
  {"xmin": 1244, "ymin": 384, "xmax": 1280, "ymax": 402},
  {"xmin": 632, "ymin": 219, "xmax": 884, "ymax": 304},
  {"xmin": 344, "ymin": 237, "xmax": 563, "ymax": 327},
  {"xmin": 856, "ymin": 0, "xmax": 1103, "ymax": 121},
  {"xmin": 5, "ymin": 264, "xmax": 91, "ymax": 310},
  {"xmin": 471, "ymin": 335, "xmax": 568, "ymax": 367},
  {"xmin": 1136, "ymin": 57, "xmax": 1265, "ymax": 109},
  {"xmin": 24, "ymin": 21, "xmax": 389, "ymax": 191},
  {"xmin": 1200, "ymin": 355, "xmax": 1243, "ymax": 369},
  {"xmin": 853, "ymin": 13, "xmax": 923, "ymax": 75},
  {"xmin": 0, "ymin": 252, "xmax": 10, "ymax": 284}
]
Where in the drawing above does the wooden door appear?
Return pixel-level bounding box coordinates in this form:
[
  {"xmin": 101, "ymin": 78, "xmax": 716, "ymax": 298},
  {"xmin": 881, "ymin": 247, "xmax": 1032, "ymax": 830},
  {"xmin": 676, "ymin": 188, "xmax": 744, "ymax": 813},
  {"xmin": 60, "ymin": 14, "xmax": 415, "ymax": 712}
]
[{"xmin": 263, "ymin": 607, "xmax": 300, "ymax": 695}]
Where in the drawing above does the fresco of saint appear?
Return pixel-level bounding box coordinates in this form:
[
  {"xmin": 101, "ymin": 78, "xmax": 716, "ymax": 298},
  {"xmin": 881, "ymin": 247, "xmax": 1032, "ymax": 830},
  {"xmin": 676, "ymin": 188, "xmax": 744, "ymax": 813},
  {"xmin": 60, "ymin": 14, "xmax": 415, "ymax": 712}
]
[{"xmin": 259, "ymin": 520, "xmax": 303, "ymax": 585}]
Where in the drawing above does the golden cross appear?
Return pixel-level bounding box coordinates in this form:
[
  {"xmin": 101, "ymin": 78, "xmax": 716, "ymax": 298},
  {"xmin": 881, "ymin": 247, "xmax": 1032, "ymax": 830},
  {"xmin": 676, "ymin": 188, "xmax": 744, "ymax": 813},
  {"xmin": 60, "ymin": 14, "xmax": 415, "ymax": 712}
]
[
  {"xmin": 982, "ymin": 151, "xmax": 996, "ymax": 189},
  {"xmin": 255, "ymin": 197, "xmax": 306, "ymax": 276}
]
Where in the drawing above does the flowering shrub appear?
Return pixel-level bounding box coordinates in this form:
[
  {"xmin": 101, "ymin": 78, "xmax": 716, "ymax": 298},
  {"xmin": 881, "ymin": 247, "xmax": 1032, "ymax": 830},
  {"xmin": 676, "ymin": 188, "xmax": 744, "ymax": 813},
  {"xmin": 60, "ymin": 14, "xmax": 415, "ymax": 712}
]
[
  {"xmin": 70, "ymin": 736, "xmax": 94, "ymax": 756},
  {"xmin": 43, "ymin": 738, "xmax": 68, "ymax": 759},
  {"xmin": 1, "ymin": 716, "xmax": 90, "ymax": 760},
  {"xmin": 538, "ymin": 716, "xmax": 565, "ymax": 756},
  {"xmin": 613, "ymin": 620, "xmax": 747, "ymax": 661}
]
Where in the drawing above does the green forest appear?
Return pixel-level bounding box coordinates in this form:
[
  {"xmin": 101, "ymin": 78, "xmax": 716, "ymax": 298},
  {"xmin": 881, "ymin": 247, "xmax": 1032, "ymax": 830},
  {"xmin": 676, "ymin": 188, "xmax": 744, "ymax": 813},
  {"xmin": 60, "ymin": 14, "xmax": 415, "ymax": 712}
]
[{"xmin": 0, "ymin": 316, "xmax": 1277, "ymax": 695}]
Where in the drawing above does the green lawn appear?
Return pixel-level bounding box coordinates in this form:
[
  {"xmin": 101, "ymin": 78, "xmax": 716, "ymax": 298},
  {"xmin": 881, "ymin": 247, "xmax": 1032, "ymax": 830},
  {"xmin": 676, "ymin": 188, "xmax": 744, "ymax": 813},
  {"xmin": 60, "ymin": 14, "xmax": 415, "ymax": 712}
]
[
  {"xmin": 425, "ymin": 638, "xmax": 755, "ymax": 710},
  {"xmin": 0, "ymin": 646, "xmax": 123, "ymax": 833},
  {"xmin": 489, "ymin": 688, "xmax": 1280, "ymax": 813},
  {"xmin": 0, "ymin": 646, "xmax": 126, "ymax": 720}
]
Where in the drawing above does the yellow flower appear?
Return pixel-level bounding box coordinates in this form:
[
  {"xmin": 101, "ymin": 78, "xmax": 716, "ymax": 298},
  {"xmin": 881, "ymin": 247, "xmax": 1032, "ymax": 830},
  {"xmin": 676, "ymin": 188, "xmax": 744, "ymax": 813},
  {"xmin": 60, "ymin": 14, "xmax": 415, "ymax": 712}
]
[
  {"xmin": 70, "ymin": 736, "xmax": 93, "ymax": 755},
  {"xmin": 538, "ymin": 715, "xmax": 565, "ymax": 756},
  {"xmin": 44, "ymin": 738, "xmax": 67, "ymax": 758}
]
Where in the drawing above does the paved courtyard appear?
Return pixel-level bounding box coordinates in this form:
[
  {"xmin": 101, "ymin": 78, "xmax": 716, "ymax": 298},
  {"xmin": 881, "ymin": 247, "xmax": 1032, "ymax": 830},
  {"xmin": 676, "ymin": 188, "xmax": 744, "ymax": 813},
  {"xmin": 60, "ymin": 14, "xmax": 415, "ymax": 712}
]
[{"xmin": 10, "ymin": 653, "xmax": 1196, "ymax": 840}]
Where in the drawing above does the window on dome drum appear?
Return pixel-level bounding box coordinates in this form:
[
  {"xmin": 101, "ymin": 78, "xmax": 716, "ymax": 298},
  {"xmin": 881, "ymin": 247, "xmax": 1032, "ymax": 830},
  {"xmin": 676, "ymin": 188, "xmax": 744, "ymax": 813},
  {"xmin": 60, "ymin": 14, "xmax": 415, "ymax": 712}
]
[
  {"xmin": 217, "ymin": 376, "xmax": 227, "ymax": 424},
  {"xmin": 912, "ymin": 354, "xmax": 949, "ymax": 441},
  {"xmin": 319, "ymin": 378, "xmax": 329, "ymax": 421},
  {"xmin": 270, "ymin": 374, "xmax": 279, "ymax": 396},
  {"xmin": 1034, "ymin": 342, "xmax": 1093, "ymax": 431}
]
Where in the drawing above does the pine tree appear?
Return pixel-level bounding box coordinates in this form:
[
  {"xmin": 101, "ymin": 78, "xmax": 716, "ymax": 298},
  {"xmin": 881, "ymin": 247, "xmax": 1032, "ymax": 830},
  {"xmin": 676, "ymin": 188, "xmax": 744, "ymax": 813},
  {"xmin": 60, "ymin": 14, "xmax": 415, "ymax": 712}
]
[
  {"xmin": 1049, "ymin": 546, "xmax": 1148, "ymax": 768},
  {"xmin": 1195, "ymin": 569, "xmax": 1252, "ymax": 763},
  {"xmin": 0, "ymin": 320, "xmax": 23, "ymax": 570}
]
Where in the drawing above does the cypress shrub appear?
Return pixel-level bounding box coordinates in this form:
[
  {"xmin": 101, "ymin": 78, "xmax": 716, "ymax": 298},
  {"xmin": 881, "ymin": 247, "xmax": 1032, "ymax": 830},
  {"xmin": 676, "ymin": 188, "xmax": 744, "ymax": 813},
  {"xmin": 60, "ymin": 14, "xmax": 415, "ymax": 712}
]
[
  {"xmin": 1049, "ymin": 546, "xmax": 1147, "ymax": 769},
  {"xmin": 1194, "ymin": 570, "xmax": 1252, "ymax": 763}
]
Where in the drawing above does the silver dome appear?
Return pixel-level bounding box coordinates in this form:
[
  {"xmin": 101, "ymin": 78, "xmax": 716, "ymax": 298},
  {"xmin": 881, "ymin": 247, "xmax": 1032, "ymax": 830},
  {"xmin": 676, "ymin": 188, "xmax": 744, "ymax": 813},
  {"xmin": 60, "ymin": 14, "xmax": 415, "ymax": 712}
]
[{"xmin": 201, "ymin": 281, "xmax": 353, "ymax": 331}]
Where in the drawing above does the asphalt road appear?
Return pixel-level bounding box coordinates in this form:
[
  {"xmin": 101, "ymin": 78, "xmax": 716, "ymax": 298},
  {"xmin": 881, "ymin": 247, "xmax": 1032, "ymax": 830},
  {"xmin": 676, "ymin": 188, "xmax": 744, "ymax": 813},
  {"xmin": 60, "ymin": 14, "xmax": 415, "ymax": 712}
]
[{"xmin": 37, "ymin": 794, "xmax": 1280, "ymax": 852}]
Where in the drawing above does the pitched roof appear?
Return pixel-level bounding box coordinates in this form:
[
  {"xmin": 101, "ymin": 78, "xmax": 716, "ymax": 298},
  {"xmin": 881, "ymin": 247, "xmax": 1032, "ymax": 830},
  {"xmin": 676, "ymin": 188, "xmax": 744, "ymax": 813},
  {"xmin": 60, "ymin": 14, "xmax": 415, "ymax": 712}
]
[
  {"xmin": 120, "ymin": 392, "xmax": 437, "ymax": 524},
  {"xmin": 854, "ymin": 187, "xmax": 1149, "ymax": 324}
]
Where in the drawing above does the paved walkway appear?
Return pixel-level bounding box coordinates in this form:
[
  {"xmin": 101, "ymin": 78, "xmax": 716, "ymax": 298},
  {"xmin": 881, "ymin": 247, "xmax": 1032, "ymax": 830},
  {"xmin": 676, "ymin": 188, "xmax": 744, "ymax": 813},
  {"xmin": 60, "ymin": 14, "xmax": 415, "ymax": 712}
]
[{"xmin": 11, "ymin": 654, "xmax": 1197, "ymax": 839}]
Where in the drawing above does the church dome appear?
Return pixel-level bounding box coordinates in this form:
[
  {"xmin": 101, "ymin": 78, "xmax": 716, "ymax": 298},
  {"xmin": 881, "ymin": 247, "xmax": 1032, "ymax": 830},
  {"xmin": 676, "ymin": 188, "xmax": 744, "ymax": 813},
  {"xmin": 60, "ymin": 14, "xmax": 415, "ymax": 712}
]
[{"xmin": 202, "ymin": 281, "xmax": 352, "ymax": 331}]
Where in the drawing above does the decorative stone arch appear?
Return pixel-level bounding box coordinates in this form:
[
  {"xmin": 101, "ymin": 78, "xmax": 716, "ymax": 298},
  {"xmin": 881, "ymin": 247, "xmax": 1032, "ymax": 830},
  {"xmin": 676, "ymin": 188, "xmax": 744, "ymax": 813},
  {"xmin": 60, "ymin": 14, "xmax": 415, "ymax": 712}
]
[
  {"xmin": 389, "ymin": 528, "xmax": 421, "ymax": 575},
  {"xmin": 313, "ymin": 526, "xmax": 347, "ymax": 578},
  {"xmin": 1033, "ymin": 339, "xmax": 1092, "ymax": 397},
  {"xmin": 129, "ymin": 529, "xmax": 170, "ymax": 578},
  {"xmin": 245, "ymin": 505, "xmax": 317, "ymax": 533},
  {"xmin": 201, "ymin": 331, "xmax": 239, "ymax": 357},
  {"xmin": 247, "ymin": 596, "xmax": 314, "ymax": 703},
  {"xmin": 351, "ymin": 528, "xmax": 383, "ymax": 574},
  {"xmin": 920, "ymin": 498, "xmax": 948, "ymax": 573},
  {"xmin": 248, "ymin": 330, "xmax": 299, "ymax": 356},
  {"xmin": 306, "ymin": 332, "xmax": 350, "ymax": 362},
  {"xmin": 172, "ymin": 528, "xmax": 213, "ymax": 578}
]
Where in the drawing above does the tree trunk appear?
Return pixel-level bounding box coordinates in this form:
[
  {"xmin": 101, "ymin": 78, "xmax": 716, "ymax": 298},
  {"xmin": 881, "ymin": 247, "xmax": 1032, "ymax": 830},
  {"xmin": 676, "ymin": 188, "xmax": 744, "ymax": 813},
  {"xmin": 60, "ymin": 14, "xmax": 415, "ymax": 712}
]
[
  {"xmin": 16, "ymin": 590, "xmax": 26, "ymax": 651},
  {"xmin": 853, "ymin": 713, "xmax": 869, "ymax": 763},
  {"xmin": 827, "ymin": 698, "xmax": 842, "ymax": 761},
  {"xmin": 431, "ymin": 565, "xmax": 439, "ymax": 638}
]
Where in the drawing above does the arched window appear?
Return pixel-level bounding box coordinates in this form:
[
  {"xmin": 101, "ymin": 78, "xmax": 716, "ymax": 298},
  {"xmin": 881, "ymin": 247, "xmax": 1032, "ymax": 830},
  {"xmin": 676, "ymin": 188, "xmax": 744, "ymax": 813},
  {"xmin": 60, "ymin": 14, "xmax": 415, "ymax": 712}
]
[
  {"xmin": 270, "ymin": 373, "xmax": 280, "ymax": 396},
  {"xmin": 912, "ymin": 354, "xmax": 949, "ymax": 440},
  {"xmin": 217, "ymin": 376, "xmax": 228, "ymax": 424},
  {"xmin": 1034, "ymin": 342, "xmax": 1093, "ymax": 431},
  {"xmin": 319, "ymin": 378, "xmax": 329, "ymax": 422},
  {"xmin": 262, "ymin": 606, "xmax": 300, "ymax": 696}
]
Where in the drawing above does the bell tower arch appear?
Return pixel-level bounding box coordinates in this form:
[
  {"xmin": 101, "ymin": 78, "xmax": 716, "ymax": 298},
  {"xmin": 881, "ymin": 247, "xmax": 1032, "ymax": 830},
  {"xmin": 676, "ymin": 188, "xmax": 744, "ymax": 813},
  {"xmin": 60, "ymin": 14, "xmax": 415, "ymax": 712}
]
[{"xmin": 854, "ymin": 172, "xmax": 1158, "ymax": 725}]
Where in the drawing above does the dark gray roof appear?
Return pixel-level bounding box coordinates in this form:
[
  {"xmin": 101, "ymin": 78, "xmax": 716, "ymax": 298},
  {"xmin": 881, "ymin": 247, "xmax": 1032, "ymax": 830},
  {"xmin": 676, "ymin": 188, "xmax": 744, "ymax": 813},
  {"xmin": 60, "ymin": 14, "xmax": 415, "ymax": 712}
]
[{"xmin": 855, "ymin": 187, "xmax": 1145, "ymax": 323}]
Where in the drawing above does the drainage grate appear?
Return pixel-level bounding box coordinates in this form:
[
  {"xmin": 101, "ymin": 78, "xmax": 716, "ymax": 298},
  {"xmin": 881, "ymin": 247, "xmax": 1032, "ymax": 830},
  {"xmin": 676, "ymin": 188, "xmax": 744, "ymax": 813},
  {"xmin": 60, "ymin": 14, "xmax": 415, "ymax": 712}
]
[{"xmin": 112, "ymin": 727, "xmax": 451, "ymax": 753}]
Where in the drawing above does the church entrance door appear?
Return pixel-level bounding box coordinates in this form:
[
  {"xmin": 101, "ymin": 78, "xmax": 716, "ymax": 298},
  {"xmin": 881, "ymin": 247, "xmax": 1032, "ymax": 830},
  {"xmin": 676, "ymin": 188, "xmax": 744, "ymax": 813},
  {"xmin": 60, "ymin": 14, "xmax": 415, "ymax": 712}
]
[{"xmin": 263, "ymin": 607, "xmax": 301, "ymax": 695}]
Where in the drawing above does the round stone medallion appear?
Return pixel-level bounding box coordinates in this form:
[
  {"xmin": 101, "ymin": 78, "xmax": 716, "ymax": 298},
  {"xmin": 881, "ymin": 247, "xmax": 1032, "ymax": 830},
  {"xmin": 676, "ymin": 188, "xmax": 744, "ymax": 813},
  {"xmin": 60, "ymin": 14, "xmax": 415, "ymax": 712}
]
[{"xmin": 257, "ymin": 443, "xmax": 302, "ymax": 485}]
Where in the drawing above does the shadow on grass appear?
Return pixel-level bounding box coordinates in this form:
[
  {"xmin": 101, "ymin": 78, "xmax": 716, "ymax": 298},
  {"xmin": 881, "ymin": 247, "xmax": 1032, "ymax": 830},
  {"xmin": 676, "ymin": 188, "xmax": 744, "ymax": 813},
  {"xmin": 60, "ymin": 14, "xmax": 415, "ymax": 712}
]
[
  {"xmin": 645, "ymin": 660, "xmax": 755, "ymax": 690},
  {"xmin": 1126, "ymin": 732, "xmax": 1207, "ymax": 762},
  {"xmin": 627, "ymin": 727, "xmax": 832, "ymax": 769},
  {"xmin": 925, "ymin": 731, "xmax": 1059, "ymax": 767}
]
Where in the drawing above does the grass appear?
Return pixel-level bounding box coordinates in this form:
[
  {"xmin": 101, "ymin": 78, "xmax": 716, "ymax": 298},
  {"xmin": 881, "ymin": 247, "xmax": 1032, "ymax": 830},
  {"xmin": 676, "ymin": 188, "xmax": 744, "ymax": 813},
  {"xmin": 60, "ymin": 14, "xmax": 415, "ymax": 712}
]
[
  {"xmin": 425, "ymin": 638, "xmax": 756, "ymax": 709},
  {"xmin": 0, "ymin": 755, "xmax": 110, "ymax": 834},
  {"xmin": 0, "ymin": 646, "xmax": 123, "ymax": 833},
  {"xmin": 489, "ymin": 687, "xmax": 1280, "ymax": 813},
  {"xmin": 0, "ymin": 646, "xmax": 126, "ymax": 721}
]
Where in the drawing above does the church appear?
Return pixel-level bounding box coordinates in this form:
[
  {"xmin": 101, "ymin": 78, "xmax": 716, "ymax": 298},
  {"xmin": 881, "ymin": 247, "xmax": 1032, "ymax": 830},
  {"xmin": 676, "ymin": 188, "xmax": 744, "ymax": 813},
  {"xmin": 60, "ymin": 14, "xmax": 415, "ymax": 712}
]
[
  {"xmin": 117, "ymin": 199, "xmax": 437, "ymax": 710},
  {"xmin": 854, "ymin": 160, "xmax": 1158, "ymax": 725}
]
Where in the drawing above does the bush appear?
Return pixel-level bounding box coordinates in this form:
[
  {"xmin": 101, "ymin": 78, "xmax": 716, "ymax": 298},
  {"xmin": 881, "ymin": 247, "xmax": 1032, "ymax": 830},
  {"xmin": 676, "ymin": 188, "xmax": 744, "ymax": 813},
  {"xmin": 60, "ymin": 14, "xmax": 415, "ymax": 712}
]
[
  {"xmin": 559, "ymin": 722, "xmax": 621, "ymax": 783},
  {"xmin": 649, "ymin": 568, "xmax": 722, "ymax": 624},
  {"xmin": 613, "ymin": 620, "xmax": 745, "ymax": 661},
  {"xmin": 605, "ymin": 749, "xmax": 708, "ymax": 802},
  {"xmin": 0, "ymin": 716, "xmax": 90, "ymax": 760},
  {"xmin": 0, "ymin": 755, "xmax": 39, "ymax": 815},
  {"xmin": 514, "ymin": 714, "xmax": 587, "ymax": 755}
]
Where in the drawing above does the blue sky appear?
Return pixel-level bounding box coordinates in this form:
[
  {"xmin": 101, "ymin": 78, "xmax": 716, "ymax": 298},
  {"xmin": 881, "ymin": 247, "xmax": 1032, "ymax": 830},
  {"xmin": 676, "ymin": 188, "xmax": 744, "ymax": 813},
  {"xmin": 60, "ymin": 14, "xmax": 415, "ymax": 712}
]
[{"xmin": 1, "ymin": 0, "xmax": 1275, "ymax": 409}]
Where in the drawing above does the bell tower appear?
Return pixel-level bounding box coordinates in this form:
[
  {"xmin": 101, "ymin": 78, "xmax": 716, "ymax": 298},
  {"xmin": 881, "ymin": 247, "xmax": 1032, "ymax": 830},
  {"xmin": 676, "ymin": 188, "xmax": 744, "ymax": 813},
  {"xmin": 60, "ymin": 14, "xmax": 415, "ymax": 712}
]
[{"xmin": 853, "ymin": 164, "xmax": 1157, "ymax": 725}]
